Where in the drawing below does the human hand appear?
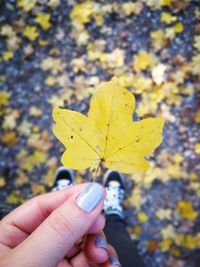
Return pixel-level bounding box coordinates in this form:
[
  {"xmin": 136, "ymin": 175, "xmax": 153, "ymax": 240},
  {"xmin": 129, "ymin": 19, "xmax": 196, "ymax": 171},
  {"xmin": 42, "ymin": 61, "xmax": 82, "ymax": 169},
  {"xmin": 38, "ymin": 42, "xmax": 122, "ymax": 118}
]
[{"xmin": 0, "ymin": 183, "xmax": 121, "ymax": 267}]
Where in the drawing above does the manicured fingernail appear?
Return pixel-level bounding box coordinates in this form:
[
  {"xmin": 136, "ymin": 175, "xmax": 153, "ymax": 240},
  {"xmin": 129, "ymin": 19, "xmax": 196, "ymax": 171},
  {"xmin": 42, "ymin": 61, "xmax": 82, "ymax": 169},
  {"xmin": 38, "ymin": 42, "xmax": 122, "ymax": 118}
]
[
  {"xmin": 76, "ymin": 183, "xmax": 104, "ymax": 212},
  {"xmin": 109, "ymin": 254, "xmax": 121, "ymax": 266},
  {"xmin": 95, "ymin": 236, "xmax": 108, "ymax": 251}
]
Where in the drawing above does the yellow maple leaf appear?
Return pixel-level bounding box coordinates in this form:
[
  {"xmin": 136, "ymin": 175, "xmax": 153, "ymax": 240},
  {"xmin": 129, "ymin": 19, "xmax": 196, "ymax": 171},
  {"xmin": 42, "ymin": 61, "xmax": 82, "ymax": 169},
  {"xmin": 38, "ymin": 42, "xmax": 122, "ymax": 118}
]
[
  {"xmin": 175, "ymin": 234, "xmax": 196, "ymax": 249},
  {"xmin": 0, "ymin": 177, "xmax": 6, "ymax": 188},
  {"xmin": 35, "ymin": 12, "xmax": 51, "ymax": 30},
  {"xmin": 138, "ymin": 212, "xmax": 149, "ymax": 223},
  {"xmin": 195, "ymin": 143, "xmax": 200, "ymax": 154},
  {"xmin": 129, "ymin": 187, "xmax": 142, "ymax": 210},
  {"xmin": 23, "ymin": 26, "xmax": 39, "ymax": 41},
  {"xmin": 150, "ymin": 29, "xmax": 167, "ymax": 50},
  {"xmin": 29, "ymin": 106, "xmax": 42, "ymax": 117},
  {"xmin": 194, "ymin": 35, "xmax": 200, "ymax": 52},
  {"xmin": 40, "ymin": 57, "xmax": 64, "ymax": 74},
  {"xmin": 31, "ymin": 184, "xmax": 46, "ymax": 195},
  {"xmin": 45, "ymin": 75, "xmax": 57, "ymax": 86},
  {"xmin": 118, "ymin": 74, "xmax": 134, "ymax": 88},
  {"xmin": 174, "ymin": 22, "xmax": 184, "ymax": 33},
  {"xmin": 18, "ymin": 120, "xmax": 32, "ymax": 136},
  {"xmin": 17, "ymin": 0, "xmax": 37, "ymax": 12},
  {"xmin": 1, "ymin": 25, "xmax": 15, "ymax": 38},
  {"xmin": 15, "ymin": 171, "xmax": 29, "ymax": 186},
  {"xmin": 191, "ymin": 54, "xmax": 200, "ymax": 75},
  {"xmin": 146, "ymin": 0, "xmax": 171, "ymax": 10},
  {"xmin": 131, "ymin": 225, "xmax": 142, "ymax": 239},
  {"xmin": 70, "ymin": 2, "xmax": 94, "ymax": 25},
  {"xmin": 133, "ymin": 51, "xmax": 156, "ymax": 72},
  {"xmin": 48, "ymin": 95, "xmax": 64, "ymax": 108},
  {"xmin": 3, "ymin": 110, "xmax": 20, "ymax": 130},
  {"xmin": 122, "ymin": 3, "xmax": 136, "ymax": 16},
  {"xmin": 132, "ymin": 75, "xmax": 153, "ymax": 94},
  {"xmin": 151, "ymin": 64, "xmax": 167, "ymax": 85},
  {"xmin": 194, "ymin": 111, "xmax": 200, "ymax": 123},
  {"xmin": 106, "ymin": 48, "xmax": 125, "ymax": 68},
  {"xmin": 2, "ymin": 50, "xmax": 14, "ymax": 61},
  {"xmin": 76, "ymin": 30, "xmax": 90, "ymax": 46},
  {"xmin": 47, "ymin": 0, "xmax": 60, "ymax": 8},
  {"xmin": 177, "ymin": 201, "xmax": 197, "ymax": 221},
  {"xmin": 160, "ymin": 12, "xmax": 177, "ymax": 24},
  {"xmin": 6, "ymin": 191, "xmax": 26, "ymax": 205},
  {"xmin": 156, "ymin": 208, "xmax": 172, "ymax": 220},
  {"xmin": 132, "ymin": 162, "xmax": 163, "ymax": 188},
  {"xmin": 172, "ymin": 153, "xmax": 183, "ymax": 164},
  {"xmin": 53, "ymin": 78, "xmax": 164, "ymax": 174},
  {"xmin": 0, "ymin": 91, "xmax": 10, "ymax": 106},
  {"xmin": 161, "ymin": 225, "xmax": 176, "ymax": 239},
  {"xmin": 2, "ymin": 131, "xmax": 18, "ymax": 146},
  {"xmin": 160, "ymin": 238, "xmax": 172, "ymax": 252}
]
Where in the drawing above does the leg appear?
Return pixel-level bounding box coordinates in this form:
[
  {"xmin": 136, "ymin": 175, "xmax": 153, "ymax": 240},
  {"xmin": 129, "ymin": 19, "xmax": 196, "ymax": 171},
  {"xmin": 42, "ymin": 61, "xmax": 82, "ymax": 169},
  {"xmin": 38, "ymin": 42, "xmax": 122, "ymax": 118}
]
[
  {"xmin": 103, "ymin": 171, "xmax": 146, "ymax": 267},
  {"xmin": 104, "ymin": 215, "xmax": 146, "ymax": 267}
]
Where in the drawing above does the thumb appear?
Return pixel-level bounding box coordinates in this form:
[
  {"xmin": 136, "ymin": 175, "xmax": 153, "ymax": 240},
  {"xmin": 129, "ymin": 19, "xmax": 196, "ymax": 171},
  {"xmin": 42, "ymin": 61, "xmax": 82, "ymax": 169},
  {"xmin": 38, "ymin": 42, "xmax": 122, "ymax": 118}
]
[{"xmin": 5, "ymin": 183, "xmax": 105, "ymax": 267}]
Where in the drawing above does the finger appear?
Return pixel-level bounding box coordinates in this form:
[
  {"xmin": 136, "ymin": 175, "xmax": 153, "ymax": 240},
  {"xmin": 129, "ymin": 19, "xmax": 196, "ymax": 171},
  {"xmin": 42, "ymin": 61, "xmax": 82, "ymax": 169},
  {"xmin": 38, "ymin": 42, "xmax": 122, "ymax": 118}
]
[
  {"xmin": 4, "ymin": 183, "xmax": 105, "ymax": 267},
  {"xmin": 100, "ymin": 245, "xmax": 121, "ymax": 267},
  {"xmin": 0, "ymin": 242, "xmax": 10, "ymax": 255},
  {"xmin": 66, "ymin": 214, "xmax": 105, "ymax": 259},
  {"xmin": 88, "ymin": 213, "xmax": 105, "ymax": 234},
  {"xmin": 84, "ymin": 232, "xmax": 109, "ymax": 264},
  {"xmin": 70, "ymin": 251, "xmax": 90, "ymax": 267},
  {"xmin": 57, "ymin": 258, "xmax": 71, "ymax": 267},
  {"xmin": 0, "ymin": 184, "xmax": 88, "ymax": 249}
]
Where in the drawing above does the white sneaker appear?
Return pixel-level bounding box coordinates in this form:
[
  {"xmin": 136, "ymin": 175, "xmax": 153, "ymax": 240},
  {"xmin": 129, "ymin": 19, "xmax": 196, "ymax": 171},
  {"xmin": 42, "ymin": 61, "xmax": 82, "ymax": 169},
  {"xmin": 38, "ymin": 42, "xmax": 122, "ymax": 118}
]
[
  {"xmin": 103, "ymin": 170, "xmax": 125, "ymax": 219},
  {"xmin": 52, "ymin": 167, "xmax": 74, "ymax": 191}
]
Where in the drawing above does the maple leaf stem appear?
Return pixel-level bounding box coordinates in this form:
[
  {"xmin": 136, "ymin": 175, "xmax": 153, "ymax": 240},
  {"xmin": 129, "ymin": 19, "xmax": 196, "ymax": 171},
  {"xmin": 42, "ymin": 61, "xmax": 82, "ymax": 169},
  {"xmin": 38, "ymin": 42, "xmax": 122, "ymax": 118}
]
[{"xmin": 94, "ymin": 160, "xmax": 103, "ymax": 180}]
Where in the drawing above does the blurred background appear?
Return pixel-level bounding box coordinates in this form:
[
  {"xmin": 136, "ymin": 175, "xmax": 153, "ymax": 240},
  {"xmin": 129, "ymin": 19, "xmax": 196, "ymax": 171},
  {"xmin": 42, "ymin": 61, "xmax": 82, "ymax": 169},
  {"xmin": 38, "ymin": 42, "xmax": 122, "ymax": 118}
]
[{"xmin": 0, "ymin": 0, "xmax": 200, "ymax": 266}]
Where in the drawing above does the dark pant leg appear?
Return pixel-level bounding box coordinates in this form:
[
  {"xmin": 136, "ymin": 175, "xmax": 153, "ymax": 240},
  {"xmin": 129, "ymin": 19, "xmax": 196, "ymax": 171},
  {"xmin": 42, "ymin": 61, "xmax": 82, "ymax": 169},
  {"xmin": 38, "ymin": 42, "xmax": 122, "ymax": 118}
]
[{"xmin": 104, "ymin": 215, "xmax": 146, "ymax": 267}]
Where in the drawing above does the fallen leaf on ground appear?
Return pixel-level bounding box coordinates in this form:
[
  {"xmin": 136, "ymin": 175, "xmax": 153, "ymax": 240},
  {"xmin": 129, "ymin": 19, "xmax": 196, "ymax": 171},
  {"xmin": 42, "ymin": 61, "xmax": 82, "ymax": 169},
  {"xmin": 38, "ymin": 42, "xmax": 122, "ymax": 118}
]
[
  {"xmin": 6, "ymin": 191, "xmax": 26, "ymax": 205},
  {"xmin": 146, "ymin": 240, "xmax": 159, "ymax": 252},
  {"xmin": 2, "ymin": 50, "xmax": 14, "ymax": 61},
  {"xmin": 23, "ymin": 26, "xmax": 39, "ymax": 41},
  {"xmin": 0, "ymin": 91, "xmax": 10, "ymax": 106},
  {"xmin": 17, "ymin": 0, "xmax": 37, "ymax": 12},
  {"xmin": 133, "ymin": 51, "xmax": 156, "ymax": 72},
  {"xmin": 160, "ymin": 238, "xmax": 172, "ymax": 252},
  {"xmin": 35, "ymin": 12, "xmax": 51, "ymax": 30},
  {"xmin": 138, "ymin": 212, "xmax": 149, "ymax": 223},
  {"xmin": 151, "ymin": 64, "xmax": 168, "ymax": 85},
  {"xmin": 156, "ymin": 208, "xmax": 172, "ymax": 220},
  {"xmin": 195, "ymin": 143, "xmax": 200, "ymax": 154},
  {"xmin": 2, "ymin": 131, "xmax": 18, "ymax": 146},
  {"xmin": 161, "ymin": 225, "xmax": 176, "ymax": 239},
  {"xmin": 161, "ymin": 12, "xmax": 177, "ymax": 24},
  {"xmin": 70, "ymin": 2, "xmax": 94, "ymax": 24},
  {"xmin": 177, "ymin": 201, "xmax": 198, "ymax": 221},
  {"xmin": 29, "ymin": 106, "xmax": 43, "ymax": 117},
  {"xmin": 31, "ymin": 184, "xmax": 46, "ymax": 195},
  {"xmin": 15, "ymin": 171, "xmax": 29, "ymax": 186},
  {"xmin": 0, "ymin": 177, "xmax": 6, "ymax": 188}
]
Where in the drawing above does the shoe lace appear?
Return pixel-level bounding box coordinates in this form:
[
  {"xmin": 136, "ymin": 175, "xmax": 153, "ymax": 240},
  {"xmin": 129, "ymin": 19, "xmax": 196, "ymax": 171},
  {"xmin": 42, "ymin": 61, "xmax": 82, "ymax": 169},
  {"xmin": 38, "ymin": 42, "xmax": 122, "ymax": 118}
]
[
  {"xmin": 53, "ymin": 179, "xmax": 71, "ymax": 191},
  {"xmin": 104, "ymin": 181, "xmax": 124, "ymax": 212}
]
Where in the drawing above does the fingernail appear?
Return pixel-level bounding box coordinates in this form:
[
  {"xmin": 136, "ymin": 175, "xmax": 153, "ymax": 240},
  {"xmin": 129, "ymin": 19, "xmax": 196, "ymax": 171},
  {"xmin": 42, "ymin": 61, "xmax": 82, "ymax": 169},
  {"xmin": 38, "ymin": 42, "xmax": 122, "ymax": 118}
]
[
  {"xmin": 76, "ymin": 183, "xmax": 104, "ymax": 213},
  {"xmin": 95, "ymin": 236, "xmax": 108, "ymax": 251},
  {"xmin": 109, "ymin": 254, "xmax": 122, "ymax": 266}
]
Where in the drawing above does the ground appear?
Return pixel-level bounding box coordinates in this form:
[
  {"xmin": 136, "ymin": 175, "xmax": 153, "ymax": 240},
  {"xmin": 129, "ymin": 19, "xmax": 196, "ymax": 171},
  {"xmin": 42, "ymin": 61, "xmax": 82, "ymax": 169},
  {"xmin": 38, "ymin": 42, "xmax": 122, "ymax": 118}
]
[{"xmin": 0, "ymin": 1, "xmax": 200, "ymax": 267}]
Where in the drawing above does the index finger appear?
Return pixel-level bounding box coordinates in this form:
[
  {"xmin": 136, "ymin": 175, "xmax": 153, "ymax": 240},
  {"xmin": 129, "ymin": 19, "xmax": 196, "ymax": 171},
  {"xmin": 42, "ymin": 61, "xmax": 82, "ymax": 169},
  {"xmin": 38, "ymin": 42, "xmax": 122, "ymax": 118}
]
[{"xmin": 0, "ymin": 184, "xmax": 87, "ymax": 248}]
